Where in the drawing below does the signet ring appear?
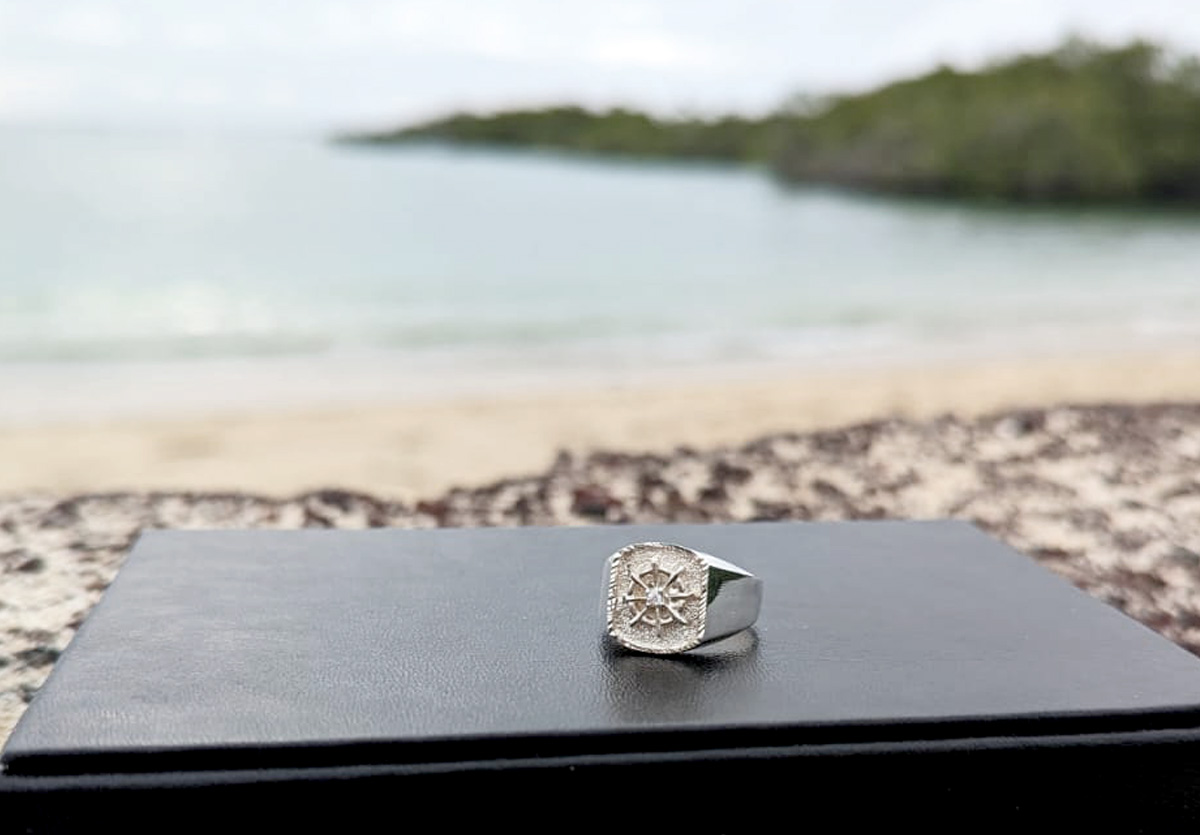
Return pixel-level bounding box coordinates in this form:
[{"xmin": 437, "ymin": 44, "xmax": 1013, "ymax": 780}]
[{"xmin": 605, "ymin": 541, "xmax": 762, "ymax": 654}]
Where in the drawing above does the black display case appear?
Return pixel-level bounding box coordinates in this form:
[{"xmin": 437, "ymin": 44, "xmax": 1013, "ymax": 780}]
[{"xmin": 4, "ymin": 521, "xmax": 1200, "ymax": 830}]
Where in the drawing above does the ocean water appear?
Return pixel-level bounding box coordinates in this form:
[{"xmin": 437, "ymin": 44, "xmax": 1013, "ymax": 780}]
[{"xmin": 1, "ymin": 128, "xmax": 1198, "ymax": 420}]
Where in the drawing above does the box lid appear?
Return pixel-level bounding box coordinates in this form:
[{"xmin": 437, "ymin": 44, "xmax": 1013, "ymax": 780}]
[{"xmin": 6, "ymin": 520, "xmax": 1200, "ymax": 776}]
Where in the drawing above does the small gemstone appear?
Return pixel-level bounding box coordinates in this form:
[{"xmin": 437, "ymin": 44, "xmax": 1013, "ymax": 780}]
[{"xmin": 646, "ymin": 588, "xmax": 664, "ymax": 606}]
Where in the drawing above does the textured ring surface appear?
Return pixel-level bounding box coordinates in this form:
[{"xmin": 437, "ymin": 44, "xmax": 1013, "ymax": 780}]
[{"xmin": 604, "ymin": 541, "xmax": 762, "ymax": 654}]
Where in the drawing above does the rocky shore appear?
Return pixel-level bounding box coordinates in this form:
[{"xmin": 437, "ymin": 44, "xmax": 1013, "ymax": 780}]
[{"xmin": 3, "ymin": 401, "xmax": 1200, "ymax": 743}]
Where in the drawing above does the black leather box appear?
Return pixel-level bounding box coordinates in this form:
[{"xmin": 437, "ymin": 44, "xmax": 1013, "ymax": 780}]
[{"xmin": 4, "ymin": 521, "xmax": 1200, "ymax": 830}]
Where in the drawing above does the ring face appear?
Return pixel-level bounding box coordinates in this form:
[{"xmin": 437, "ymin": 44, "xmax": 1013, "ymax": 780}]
[{"xmin": 606, "ymin": 542, "xmax": 708, "ymax": 654}]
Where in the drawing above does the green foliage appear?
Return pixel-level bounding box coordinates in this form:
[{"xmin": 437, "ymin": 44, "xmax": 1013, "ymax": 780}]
[
  {"xmin": 770, "ymin": 38, "xmax": 1200, "ymax": 201},
  {"xmin": 348, "ymin": 105, "xmax": 774, "ymax": 164},
  {"xmin": 344, "ymin": 39, "xmax": 1200, "ymax": 202}
]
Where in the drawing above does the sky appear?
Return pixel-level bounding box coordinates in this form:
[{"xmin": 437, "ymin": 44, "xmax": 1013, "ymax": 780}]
[{"xmin": 2, "ymin": 0, "xmax": 1200, "ymax": 132}]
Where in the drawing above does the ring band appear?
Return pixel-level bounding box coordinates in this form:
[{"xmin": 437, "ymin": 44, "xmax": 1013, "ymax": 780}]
[{"xmin": 605, "ymin": 541, "xmax": 762, "ymax": 654}]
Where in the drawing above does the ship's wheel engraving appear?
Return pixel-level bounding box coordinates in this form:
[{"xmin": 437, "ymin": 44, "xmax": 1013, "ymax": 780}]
[{"xmin": 623, "ymin": 558, "xmax": 699, "ymax": 630}]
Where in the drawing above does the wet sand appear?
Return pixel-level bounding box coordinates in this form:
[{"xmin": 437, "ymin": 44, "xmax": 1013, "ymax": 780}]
[{"xmin": 2, "ymin": 350, "xmax": 1199, "ymax": 499}]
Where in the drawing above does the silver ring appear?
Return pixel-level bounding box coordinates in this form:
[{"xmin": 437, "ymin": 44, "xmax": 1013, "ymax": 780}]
[{"xmin": 605, "ymin": 541, "xmax": 762, "ymax": 654}]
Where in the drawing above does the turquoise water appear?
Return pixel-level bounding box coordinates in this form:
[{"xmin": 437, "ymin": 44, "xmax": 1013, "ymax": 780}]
[{"xmin": 0, "ymin": 128, "xmax": 1198, "ymax": 418}]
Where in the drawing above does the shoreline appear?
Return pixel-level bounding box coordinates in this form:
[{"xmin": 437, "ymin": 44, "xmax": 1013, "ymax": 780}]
[{"xmin": 2, "ymin": 349, "xmax": 1198, "ymax": 499}]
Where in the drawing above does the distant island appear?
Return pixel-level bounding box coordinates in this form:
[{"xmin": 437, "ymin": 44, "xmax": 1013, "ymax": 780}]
[
  {"xmin": 345, "ymin": 106, "xmax": 780, "ymax": 165},
  {"xmin": 341, "ymin": 39, "xmax": 1200, "ymax": 203}
]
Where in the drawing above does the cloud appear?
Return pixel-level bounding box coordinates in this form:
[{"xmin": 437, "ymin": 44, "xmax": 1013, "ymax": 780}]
[
  {"xmin": 0, "ymin": 63, "xmax": 78, "ymax": 119},
  {"xmin": 47, "ymin": 5, "xmax": 133, "ymax": 49},
  {"xmin": 584, "ymin": 34, "xmax": 729, "ymax": 71},
  {"xmin": 1, "ymin": 0, "xmax": 1200, "ymax": 128}
]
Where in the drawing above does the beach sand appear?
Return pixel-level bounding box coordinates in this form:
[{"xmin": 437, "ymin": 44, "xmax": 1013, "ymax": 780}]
[
  {"xmin": 2, "ymin": 349, "xmax": 1199, "ymax": 499},
  {"xmin": 5, "ymin": 394, "xmax": 1200, "ymax": 745}
]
